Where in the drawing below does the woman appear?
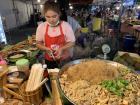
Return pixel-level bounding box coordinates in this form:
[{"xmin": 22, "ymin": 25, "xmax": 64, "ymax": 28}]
[{"xmin": 36, "ymin": 1, "xmax": 75, "ymax": 68}]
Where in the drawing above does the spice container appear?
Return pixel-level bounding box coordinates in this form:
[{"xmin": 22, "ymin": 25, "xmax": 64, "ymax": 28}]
[
  {"xmin": 16, "ymin": 59, "xmax": 29, "ymax": 73},
  {"xmin": 43, "ymin": 64, "xmax": 49, "ymax": 78}
]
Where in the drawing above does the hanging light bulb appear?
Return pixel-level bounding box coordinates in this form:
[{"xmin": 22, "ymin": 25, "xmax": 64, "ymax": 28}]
[
  {"xmin": 69, "ymin": 5, "xmax": 73, "ymax": 10},
  {"xmin": 137, "ymin": 5, "xmax": 140, "ymax": 9},
  {"xmin": 69, "ymin": 3, "xmax": 72, "ymax": 6},
  {"xmin": 37, "ymin": 0, "xmax": 41, "ymax": 3},
  {"xmin": 54, "ymin": 0, "xmax": 57, "ymax": 3},
  {"xmin": 116, "ymin": 6, "xmax": 120, "ymax": 10},
  {"xmin": 40, "ymin": 4, "xmax": 43, "ymax": 9}
]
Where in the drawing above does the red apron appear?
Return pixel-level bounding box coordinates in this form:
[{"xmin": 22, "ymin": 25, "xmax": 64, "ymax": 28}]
[{"xmin": 44, "ymin": 22, "xmax": 69, "ymax": 61}]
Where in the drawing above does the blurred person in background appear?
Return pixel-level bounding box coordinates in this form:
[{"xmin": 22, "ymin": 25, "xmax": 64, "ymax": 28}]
[{"xmin": 66, "ymin": 10, "xmax": 81, "ymax": 39}]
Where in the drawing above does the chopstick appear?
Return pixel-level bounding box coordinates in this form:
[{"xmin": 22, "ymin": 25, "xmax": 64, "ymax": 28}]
[{"xmin": 50, "ymin": 52, "xmax": 56, "ymax": 61}]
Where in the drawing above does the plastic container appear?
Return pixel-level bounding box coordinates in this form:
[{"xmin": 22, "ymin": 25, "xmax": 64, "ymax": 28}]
[
  {"xmin": 16, "ymin": 59, "xmax": 29, "ymax": 72},
  {"xmin": 0, "ymin": 56, "xmax": 7, "ymax": 65},
  {"xmin": 123, "ymin": 35, "xmax": 136, "ymax": 51}
]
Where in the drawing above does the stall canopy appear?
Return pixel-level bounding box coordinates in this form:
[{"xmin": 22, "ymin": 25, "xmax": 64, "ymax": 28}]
[
  {"xmin": 18, "ymin": 0, "xmax": 93, "ymax": 4},
  {"xmin": 70, "ymin": 0, "xmax": 93, "ymax": 4},
  {"xmin": 92, "ymin": 0, "xmax": 121, "ymax": 5}
]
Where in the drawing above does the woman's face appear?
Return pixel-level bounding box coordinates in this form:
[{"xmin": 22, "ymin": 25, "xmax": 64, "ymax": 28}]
[{"xmin": 45, "ymin": 10, "xmax": 60, "ymax": 26}]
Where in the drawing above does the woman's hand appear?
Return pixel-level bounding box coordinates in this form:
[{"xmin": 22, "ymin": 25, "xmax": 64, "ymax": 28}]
[
  {"xmin": 54, "ymin": 48, "xmax": 63, "ymax": 60},
  {"xmin": 45, "ymin": 47, "xmax": 53, "ymax": 57}
]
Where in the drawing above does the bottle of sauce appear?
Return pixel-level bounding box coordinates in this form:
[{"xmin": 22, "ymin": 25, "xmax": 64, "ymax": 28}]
[{"xmin": 43, "ymin": 64, "xmax": 49, "ymax": 78}]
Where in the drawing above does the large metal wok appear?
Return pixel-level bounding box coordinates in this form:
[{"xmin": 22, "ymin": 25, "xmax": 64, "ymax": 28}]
[{"xmin": 56, "ymin": 59, "xmax": 128, "ymax": 105}]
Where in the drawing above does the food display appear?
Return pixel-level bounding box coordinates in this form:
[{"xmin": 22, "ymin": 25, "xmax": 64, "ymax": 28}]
[
  {"xmin": 27, "ymin": 47, "xmax": 38, "ymax": 51},
  {"xmin": 0, "ymin": 41, "xmax": 27, "ymax": 58},
  {"xmin": 114, "ymin": 52, "xmax": 140, "ymax": 70},
  {"xmin": 1, "ymin": 34, "xmax": 140, "ymax": 105},
  {"xmin": 59, "ymin": 59, "xmax": 140, "ymax": 105},
  {"xmin": 7, "ymin": 51, "xmax": 27, "ymax": 63},
  {"xmin": 0, "ymin": 35, "xmax": 37, "ymax": 58},
  {"xmin": 9, "ymin": 54, "xmax": 24, "ymax": 59},
  {"xmin": 129, "ymin": 21, "xmax": 140, "ymax": 26}
]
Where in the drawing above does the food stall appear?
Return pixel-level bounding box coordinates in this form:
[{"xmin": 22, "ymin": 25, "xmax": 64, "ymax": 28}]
[
  {"xmin": 0, "ymin": 0, "xmax": 140, "ymax": 105},
  {"xmin": 0, "ymin": 42, "xmax": 140, "ymax": 105}
]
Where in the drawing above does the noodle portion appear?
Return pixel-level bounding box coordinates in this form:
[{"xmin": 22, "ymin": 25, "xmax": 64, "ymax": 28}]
[{"xmin": 62, "ymin": 60, "xmax": 119, "ymax": 84}]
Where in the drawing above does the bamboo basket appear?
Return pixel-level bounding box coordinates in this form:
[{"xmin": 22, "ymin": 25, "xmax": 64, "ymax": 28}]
[{"xmin": 19, "ymin": 81, "xmax": 43, "ymax": 105}]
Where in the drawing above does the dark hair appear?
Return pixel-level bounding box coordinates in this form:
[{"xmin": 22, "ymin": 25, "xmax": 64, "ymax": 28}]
[
  {"xmin": 96, "ymin": 11, "xmax": 101, "ymax": 18},
  {"xmin": 43, "ymin": 1, "xmax": 61, "ymax": 15}
]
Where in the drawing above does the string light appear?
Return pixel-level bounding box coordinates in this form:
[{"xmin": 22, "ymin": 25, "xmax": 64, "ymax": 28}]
[{"xmin": 69, "ymin": 5, "xmax": 73, "ymax": 10}]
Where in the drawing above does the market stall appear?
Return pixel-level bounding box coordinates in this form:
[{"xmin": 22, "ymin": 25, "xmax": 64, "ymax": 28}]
[
  {"xmin": 58, "ymin": 59, "xmax": 140, "ymax": 105},
  {"xmin": 0, "ymin": 50, "xmax": 140, "ymax": 105},
  {"xmin": 0, "ymin": 0, "xmax": 140, "ymax": 104}
]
